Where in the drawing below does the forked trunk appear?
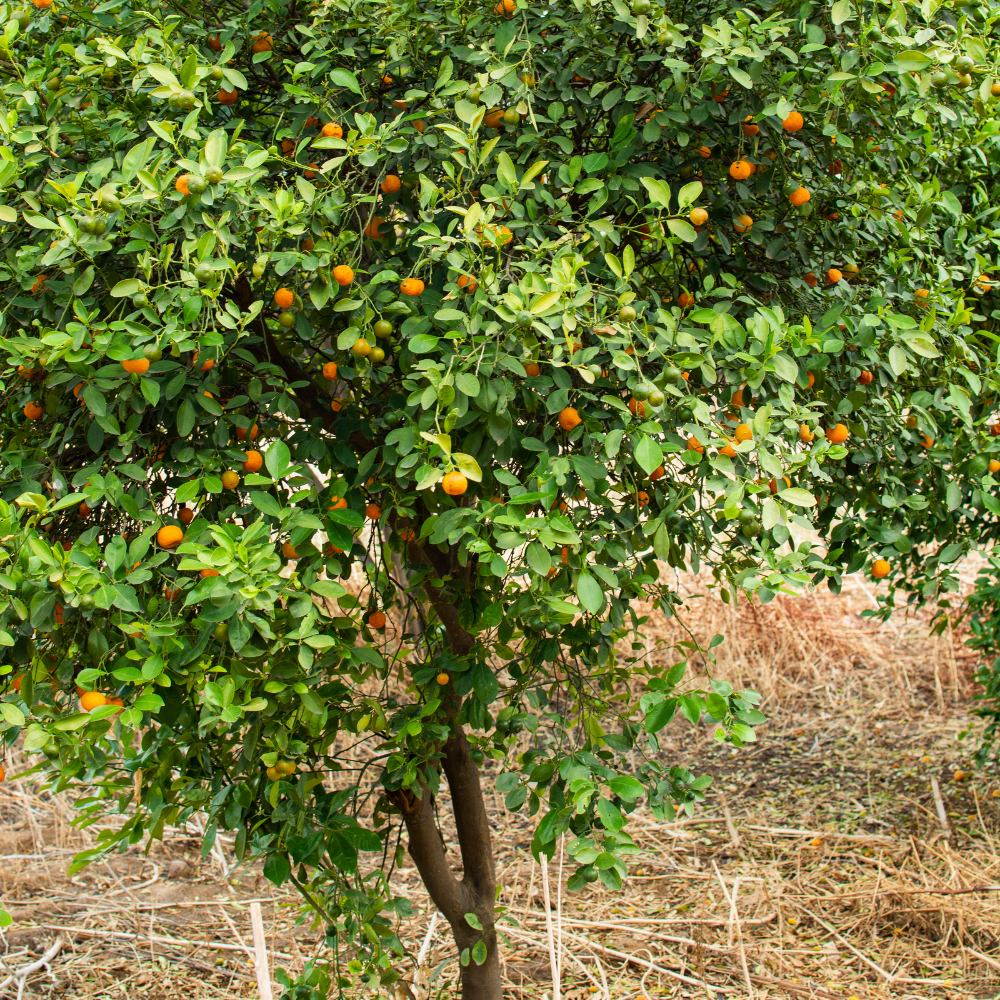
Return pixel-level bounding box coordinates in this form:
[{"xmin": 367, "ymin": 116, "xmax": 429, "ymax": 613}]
[{"xmin": 393, "ymin": 727, "xmax": 502, "ymax": 1000}]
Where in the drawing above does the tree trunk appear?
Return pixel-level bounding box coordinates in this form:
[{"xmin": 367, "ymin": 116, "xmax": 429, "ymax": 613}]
[{"xmin": 392, "ymin": 726, "xmax": 502, "ymax": 1000}]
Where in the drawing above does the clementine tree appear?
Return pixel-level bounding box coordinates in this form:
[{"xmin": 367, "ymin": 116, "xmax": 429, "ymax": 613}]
[{"xmin": 2, "ymin": 0, "xmax": 1000, "ymax": 996}]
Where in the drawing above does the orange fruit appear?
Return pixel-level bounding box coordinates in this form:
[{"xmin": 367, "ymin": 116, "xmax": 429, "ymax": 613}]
[
  {"xmin": 400, "ymin": 277, "xmax": 425, "ymax": 296},
  {"xmin": 872, "ymin": 559, "xmax": 890, "ymax": 579},
  {"xmin": 734, "ymin": 422, "xmax": 753, "ymax": 443},
  {"xmin": 799, "ymin": 424, "xmax": 815, "ymax": 442},
  {"xmin": 524, "ymin": 362, "xmax": 540, "ymax": 377},
  {"xmin": 193, "ymin": 351, "xmax": 214, "ymax": 372},
  {"xmin": 200, "ymin": 568, "xmax": 220, "ymax": 578},
  {"xmin": 989, "ymin": 460, "xmax": 1000, "ymax": 473},
  {"xmin": 857, "ymin": 371, "xmax": 873, "ymax": 385},
  {"xmin": 274, "ymin": 287, "xmax": 294, "ymax": 309},
  {"xmin": 457, "ymin": 273, "xmax": 478, "ymax": 292},
  {"xmin": 804, "ymin": 272, "xmax": 818, "ymax": 287},
  {"xmin": 369, "ymin": 610, "xmax": 387, "ymax": 629},
  {"xmin": 734, "ymin": 214, "xmax": 753, "ymax": 233},
  {"xmin": 494, "ymin": 0, "xmax": 515, "ymax": 12},
  {"xmin": 251, "ymin": 30, "xmax": 272, "ymax": 53},
  {"xmin": 366, "ymin": 503, "xmax": 381, "ymax": 520},
  {"xmin": 678, "ymin": 291, "xmax": 695, "ymax": 308},
  {"xmin": 321, "ymin": 122, "xmax": 343, "ymax": 138},
  {"xmin": 221, "ymin": 470, "xmax": 240, "ymax": 490},
  {"xmin": 79, "ymin": 501, "xmax": 92, "ymax": 517},
  {"xmin": 364, "ymin": 215, "xmax": 386, "ymax": 238},
  {"xmin": 782, "ymin": 111, "xmax": 804, "ymax": 131},
  {"xmin": 217, "ymin": 87, "xmax": 238, "ymax": 105},
  {"xmin": 179, "ymin": 506, "xmax": 195, "ymax": 525},
  {"xmin": 826, "ymin": 268, "xmax": 842, "ymax": 284},
  {"xmin": 484, "ymin": 108, "xmax": 504, "ymax": 129},
  {"xmin": 157, "ymin": 525, "xmax": 184, "ymax": 548},
  {"xmin": 281, "ymin": 541, "xmax": 298, "ymax": 560},
  {"xmin": 789, "ymin": 186, "xmax": 810, "ymax": 207},
  {"xmin": 208, "ymin": 33, "xmax": 222, "ymax": 51},
  {"xmin": 236, "ymin": 424, "xmax": 259, "ymax": 442},
  {"xmin": 558, "ymin": 407, "xmax": 581, "ymax": 431},
  {"xmin": 687, "ymin": 436, "xmax": 704, "ymax": 453},
  {"xmin": 635, "ymin": 490, "xmax": 650, "ymax": 507},
  {"xmin": 442, "ymin": 471, "xmax": 468, "ymax": 496},
  {"xmin": 243, "ymin": 450, "xmax": 263, "ymax": 472},
  {"xmin": 175, "ymin": 175, "xmax": 191, "ymax": 195},
  {"xmin": 920, "ymin": 433, "xmax": 934, "ymax": 449},
  {"xmin": 81, "ymin": 691, "xmax": 108, "ymax": 711},
  {"xmin": 729, "ymin": 159, "xmax": 752, "ymax": 180},
  {"xmin": 649, "ymin": 465, "xmax": 665, "ymax": 481},
  {"xmin": 436, "ymin": 672, "xmax": 450, "ymax": 685},
  {"xmin": 628, "ymin": 398, "xmax": 646, "ymax": 418},
  {"xmin": 322, "ymin": 362, "xmax": 338, "ymax": 380},
  {"xmin": 23, "ymin": 401, "xmax": 43, "ymax": 421},
  {"xmin": 333, "ymin": 265, "xmax": 354, "ymax": 286},
  {"xmin": 825, "ymin": 423, "xmax": 849, "ymax": 444},
  {"xmin": 122, "ymin": 358, "xmax": 150, "ymax": 374},
  {"xmin": 769, "ymin": 476, "xmax": 792, "ymax": 494},
  {"xmin": 689, "ymin": 207, "xmax": 708, "ymax": 226},
  {"xmin": 380, "ymin": 174, "xmax": 401, "ymax": 194},
  {"xmin": 696, "ymin": 146, "xmax": 711, "ymax": 158}
]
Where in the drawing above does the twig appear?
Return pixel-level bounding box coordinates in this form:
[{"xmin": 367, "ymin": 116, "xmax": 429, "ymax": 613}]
[
  {"xmin": 964, "ymin": 946, "xmax": 1000, "ymax": 972},
  {"xmin": 539, "ymin": 852, "xmax": 560, "ymax": 1000},
  {"xmin": 720, "ymin": 792, "xmax": 741, "ymax": 849},
  {"xmin": 0, "ymin": 937, "xmax": 62, "ymax": 992},
  {"xmin": 712, "ymin": 862, "xmax": 753, "ymax": 998},
  {"xmin": 929, "ymin": 777, "xmax": 954, "ymax": 843},
  {"xmin": 250, "ymin": 901, "xmax": 274, "ymax": 1000},
  {"xmin": 416, "ymin": 910, "xmax": 440, "ymax": 967}
]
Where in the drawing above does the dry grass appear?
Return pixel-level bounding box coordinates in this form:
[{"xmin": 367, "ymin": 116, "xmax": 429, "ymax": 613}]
[{"xmin": 3, "ymin": 570, "xmax": 999, "ymax": 1000}]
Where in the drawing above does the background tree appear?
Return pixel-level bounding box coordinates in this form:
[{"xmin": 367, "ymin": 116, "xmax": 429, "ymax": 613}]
[{"xmin": 2, "ymin": 0, "xmax": 999, "ymax": 996}]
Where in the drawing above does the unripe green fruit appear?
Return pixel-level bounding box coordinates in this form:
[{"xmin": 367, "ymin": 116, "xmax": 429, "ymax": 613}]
[
  {"xmin": 186, "ymin": 175, "xmax": 207, "ymax": 194},
  {"xmin": 252, "ymin": 262, "xmax": 266, "ymax": 279},
  {"xmin": 371, "ymin": 346, "xmax": 386, "ymax": 362},
  {"xmin": 954, "ymin": 54, "xmax": 975, "ymax": 74},
  {"xmin": 502, "ymin": 108, "xmax": 520, "ymax": 126},
  {"xmin": 647, "ymin": 388, "xmax": 665, "ymax": 407},
  {"xmin": 516, "ymin": 310, "xmax": 533, "ymax": 329},
  {"xmin": 132, "ymin": 292, "xmax": 149, "ymax": 308},
  {"xmin": 177, "ymin": 90, "xmax": 196, "ymax": 109},
  {"xmin": 194, "ymin": 262, "xmax": 214, "ymax": 284},
  {"xmin": 209, "ymin": 67, "xmax": 224, "ymax": 82},
  {"xmin": 143, "ymin": 344, "xmax": 162, "ymax": 360},
  {"xmin": 98, "ymin": 192, "xmax": 120, "ymax": 213},
  {"xmin": 91, "ymin": 218, "xmax": 107, "ymax": 235},
  {"xmin": 279, "ymin": 311, "xmax": 296, "ymax": 328},
  {"xmin": 205, "ymin": 167, "xmax": 223, "ymax": 184},
  {"xmin": 632, "ymin": 381, "xmax": 653, "ymax": 401},
  {"xmin": 619, "ymin": 305, "xmax": 637, "ymax": 322},
  {"xmin": 931, "ymin": 71, "xmax": 948, "ymax": 88},
  {"xmin": 374, "ymin": 319, "xmax": 393, "ymax": 337},
  {"xmin": 214, "ymin": 622, "xmax": 229, "ymax": 641}
]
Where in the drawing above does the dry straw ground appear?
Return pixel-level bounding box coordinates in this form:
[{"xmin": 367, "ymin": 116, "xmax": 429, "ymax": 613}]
[{"xmin": 2, "ymin": 569, "xmax": 999, "ymax": 1000}]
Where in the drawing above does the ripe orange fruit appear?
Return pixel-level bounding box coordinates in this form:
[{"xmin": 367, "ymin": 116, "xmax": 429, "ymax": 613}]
[
  {"xmin": 734, "ymin": 422, "xmax": 753, "ymax": 443},
  {"xmin": 79, "ymin": 501, "xmax": 92, "ymax": 517},
  {"xmin": 806, "ymin": 371, "xmax": 815, "ymax": 389},
  {"xmin": 175, "ymin": 174, "xmax": 191, "ymax": 195},
  {"xmin": 687, "ymin": 436, "xmax": 704, "ymax": 453},
  {"xmin": 826, "ymin": 268, "xmax": 843, "ymax": 284},
  {"xmin": 857, "ymin": 371, "xmax": 873, "ymax": 385},
  {"xmin": 635, "ymin": 490, "xmax": 650, "ymax": 507},
  {"xmin": 236, "ymin": 424, "xmax": 259, "ymax": 442},
  {"xmin": 872, "ymin": 559, "xmax": 891, "ymax": 579},
  {"xmin": 457, "ymin": 273, "xmax": 478, "ymax": 292},
  {"xmin": 649, "ymin": 465, "xmax": 665, "ymax": 481},
  {"xmin": 366, "ymin": 503, "xmax": 381, "ymax": 520},
  {"xmin": 122, "ymin": 358, "xmax": 150, "ymax": 374},
  {"xmin": 729, "ymin": 159, "xmax": 752, "ymax": 180},
  {"xmin": 217, "ymin": 87, "xmax": 238, "ymax": 105},
  {"xmin": 193, "ymin": 351, "xmax": 214, "ymax": 371},
  {"xmin": 678, "ymin": 291, "xmax": 695, "ymax": 308},
  {"xmin": 81, "ymin": 691, "xmax": 108, "ymax": 711},
  {"xmin": 322, "ymin": 362, "xmax": 338, "ymax": 380},
  {"xmin": 281, "ymin": 541, "xmax": 298, "ymax": 560},
  {"xmin": 782, "ymin": 111, "xmax": 804, "ymax": 131},
  {"xmin": 689, "ymin": 207, "xmax": 708, "ymax": 226},
  {"xmin": 628, "ymin": 398, "xmax": 646, "ymax": 418},
  {"xmin": 769, "ymin": 476, "xmax": 792, "ymax": 494},
  {"xmin": 524, "ymin": 362, "xmax": 541, "ymax": 377},
  {"xmin": 558, "ymin": 407, "xmax": 582, "ymax": 431},
  {"xmin": 741, "ymin": 116, "xmax": 759, "ymax": 137},
  {"xmin": 158, "ymin": 524, "xmax": 184, "ymax": 548},
  {"xmin": 221, "ymin": 470, "xmax": 240, "ymax": 489},
  {"xmin": 251, "ymin": 30, "xmax": 272, "ymax": 53},
  {"xmin": 696, "ymin": 145, "xmax": 711, "ymax": 158},
  {"xmin": 990, "ymin": 460, "xmax": 1000, "ymax": 473},
  {"xmin": 380, "ymin": 174, "xmax": 401, "ymax": 194},
  {"xmin": 804, "ymin": 272, "xmax": 818, "ymax": 287},
  {"xmin": 442, "ymin": 471, "xmax": 468, "ymax": 496},
  {"xmin": 208, "ymin": 33, "xmax": 222, "ymax": 51},
  {"xmin": 274, "ymin": 287, "xmax": 294, "ymax": 309},
  {"xmin": 484, "ymin": 108, "xmax": 504, "ymax": 128},
  {"xmin": 179, "ymin": 506, "xmax": 195, "ymax": 525},
  {"xmin": 200, "ymin": 568, "xmax": 220, "ymax": 578},
  {"xmin": 333, "ymin": 265, "xmax": 354, "ymax": 286},
  {"xmin": 799, "ymin": 424, "xmax": 815, "ymax": 442},
  {"xmin": 364, "ymin": 215, "xmax": 386, "ymax": 238},
  {"xmin": 436, "ymin": 672, "xmax": 450, "ymax": 685},
  {"xmin": 23, "ymin": 401, "xmax": 43, "ymax": 421},
  {"xmin": 243, "ymin": 450, "xmax": 263, "ymax": 472},
  {"xmin": 915, "ymin": 288, "xmax": 929, "ymax": 304},
  {"xmin": 718, "ymin": 440, "xmax": 736, "ymax": 458},
  {"xmin": 920, "ymin": 433, "xmax": 934, "ymax": 449},
  {"xmin": 322, "ymin": 122, "xmax": 343, "ymax": 138},
  {"xmin": 789, "ymin": 186, "xmax": 810, "ymax": 207},
  {"xmin": 734, "ymin": 214, "xmax": 753, "ymax": 233},
  {"xmin": 825, "ymin": 423, "xmax": 849, "ymax": 444},
  {"xmin": 494, "ymin": 0, "xmax": 516, "ymax": 12},
  {"xmin": 400, "ymin": 277, "xmax": 424, "ymax": 296},
  {"xmin": 369, "ymin": 610, "xmax": 387, "ymax": 629}
]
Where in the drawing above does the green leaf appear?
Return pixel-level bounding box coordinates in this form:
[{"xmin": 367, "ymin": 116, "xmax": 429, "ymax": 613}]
[
  {"xmin": 526, "ymin": 541, "xmax": 551, "ymax": 576},
  {"xmin": 110, "ymin": 278, "xmax": 140, "ymax": 298},
  {"xmin": 328, "ymin": 68, "xmax": 361, "ymax": 93},
  {"xmin": 576, "ymin": 571, "xmax": 603, "ymax": 613},
  {"xmin": 667, "ymin": 219, "xmax": 696, "ymax": 242},
  {"xmin": 249, "ymin": 491, "xmax": 283, "ymax": 516},
  {"xmin": 607, "ymin": 775, "xmax": 644, "ymax": 800},
  {"xmin": 830, "ymin": 0, "xmax": 854, "ymax": 24},
  {"xmin": 265, "ymin": 441, "xmax": 291, "ymax": 479},
  {"xmin": 640, "ymin": 176, "xmax": 671, "ymax": 208},
  {"xmin": 633, "ymin": 435, "xmax": 663, "ymax": 475},
  {"xmin": 0, "ymin": 702, "xmax": 25, "ymax": 726}
]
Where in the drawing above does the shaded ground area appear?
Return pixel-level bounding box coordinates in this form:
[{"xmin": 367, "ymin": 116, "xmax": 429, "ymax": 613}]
[{"xmin": 2, "ymin": 572, "xmax": 999, "ymax": 999}]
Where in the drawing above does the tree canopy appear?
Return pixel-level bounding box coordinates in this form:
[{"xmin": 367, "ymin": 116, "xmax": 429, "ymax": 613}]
[{"xmin": 2, "ymin": 0, "xmax": 1000, "ymax": 994}]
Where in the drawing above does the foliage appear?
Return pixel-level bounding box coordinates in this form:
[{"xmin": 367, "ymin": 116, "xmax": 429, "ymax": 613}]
[{"xmin": 2, "ymin": 0, "xmax": 1000, "ymax": 994}]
